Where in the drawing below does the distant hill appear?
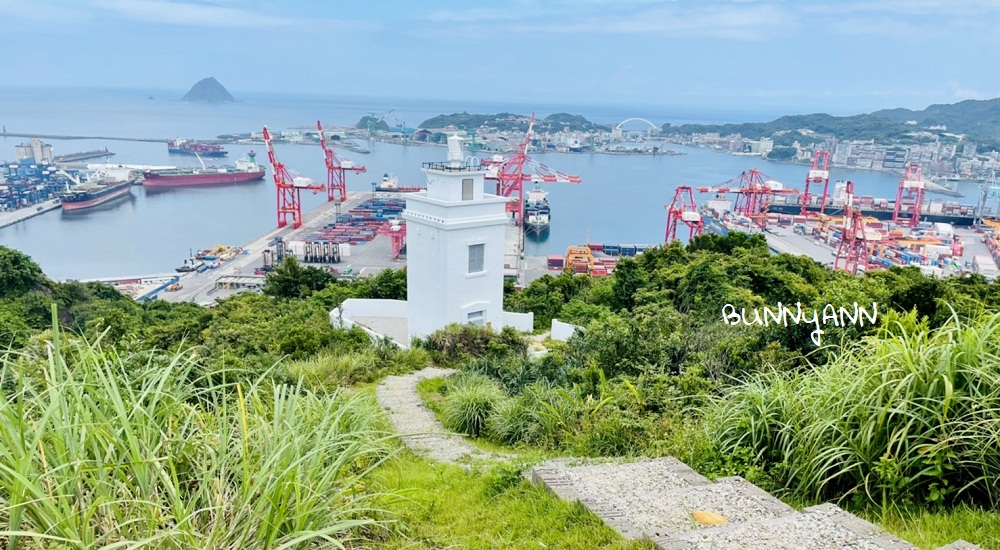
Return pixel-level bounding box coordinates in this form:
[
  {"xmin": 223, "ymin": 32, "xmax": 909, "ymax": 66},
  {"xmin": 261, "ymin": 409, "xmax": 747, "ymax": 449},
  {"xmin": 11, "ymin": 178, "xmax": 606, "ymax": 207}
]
[
  {"xmin": 418, "ymin": 112, "xmax": 610, "ymax": 133},
  {"xmin": 356, "ymin": 115, "xmax": 391, "ymax": 132},
  {"xmin": 661, "ymin": 97, "xmax": 1000, "ymax": 149},
  {"xmin": 181, "ymin": 77, "xmax": 235, "ymax": 103}
]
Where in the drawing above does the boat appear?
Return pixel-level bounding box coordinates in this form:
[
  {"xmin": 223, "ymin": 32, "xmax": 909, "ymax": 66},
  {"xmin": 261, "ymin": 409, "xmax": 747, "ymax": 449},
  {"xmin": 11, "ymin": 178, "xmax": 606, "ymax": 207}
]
[
  {"xmin": 768, "ymin": 195, "xmax": 984, "ymax": 227},
  {"xmin": 523, "ymin": 184, "xmax": 550, "ymax": 235},
  {"xmin": 167, "ymin": 139, "xmax": 227, "ymax": 157},
  {"xmin": 142, "ymin": 152, "xmax": 266, "ymax": 187},
  {"xmin": 175, "ymin": 259, "xmax": 204, "ymax": 273},
  {"xmin": 58, "ymin": 173, "xmax": 136, "ymax": 212},
  {"xmin": 373, "ymin": 173, "xmax": 423, "ymax": 194}
]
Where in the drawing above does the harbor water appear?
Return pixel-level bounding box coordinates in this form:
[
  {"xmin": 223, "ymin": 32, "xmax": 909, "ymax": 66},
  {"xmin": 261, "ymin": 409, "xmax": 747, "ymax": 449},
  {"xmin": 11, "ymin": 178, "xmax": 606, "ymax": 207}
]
[{"xmin": 0, "ymin": 87, "xmax": 977, "ymax": 280}]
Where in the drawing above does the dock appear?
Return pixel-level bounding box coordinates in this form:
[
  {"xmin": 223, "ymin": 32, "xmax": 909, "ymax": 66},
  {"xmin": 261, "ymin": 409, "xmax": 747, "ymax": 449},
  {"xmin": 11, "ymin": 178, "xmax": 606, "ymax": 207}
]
[
  {"xmin": 53, "ymin": 149, "xmax": 115, "ymax": 163},
  {"xmin": 159, "ymin": 192, "xmax": 399, "ymax": 304},
  {"xmin": 0, "ymin": 199, "xmax": 61, "ymax": 229},
  {"xmin": 1, "ymin": 131, "xmax": 167, "ymax": 143}
]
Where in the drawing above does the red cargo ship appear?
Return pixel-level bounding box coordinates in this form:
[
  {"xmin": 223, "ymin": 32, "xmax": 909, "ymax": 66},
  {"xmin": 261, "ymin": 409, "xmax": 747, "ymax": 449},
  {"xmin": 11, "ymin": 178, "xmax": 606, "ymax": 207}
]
[{"xmin": 142, "ymin": 153, "xmax": 266, "ymax": 188}]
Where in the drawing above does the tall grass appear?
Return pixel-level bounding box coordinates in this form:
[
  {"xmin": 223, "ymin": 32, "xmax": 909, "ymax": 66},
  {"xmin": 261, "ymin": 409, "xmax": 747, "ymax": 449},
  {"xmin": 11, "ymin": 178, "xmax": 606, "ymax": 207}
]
[
  {"xmin": 709, "ymin": 310, "xmax": 1000, "ymax": 508},
  {"xmin": 0, "ymin": 309, "xmax": 399, "ymax": 549}
]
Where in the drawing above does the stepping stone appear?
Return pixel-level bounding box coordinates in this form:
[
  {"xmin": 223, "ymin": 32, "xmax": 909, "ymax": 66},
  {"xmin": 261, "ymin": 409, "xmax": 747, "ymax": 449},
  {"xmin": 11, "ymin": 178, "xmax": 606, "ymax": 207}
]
[
  {"xmin": 937, "ymin": 541, "xmax": 985, "ymax": 550},
  {"xmin": 657, "ymin": 503, "xmax": 918, "ymax": 550}
]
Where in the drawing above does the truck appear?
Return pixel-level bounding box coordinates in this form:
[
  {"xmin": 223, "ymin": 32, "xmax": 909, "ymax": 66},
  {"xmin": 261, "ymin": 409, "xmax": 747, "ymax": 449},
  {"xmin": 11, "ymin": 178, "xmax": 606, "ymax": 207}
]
[{"xmin": 972, "ymin": 254, "xmax": 999, "ymax": 279}]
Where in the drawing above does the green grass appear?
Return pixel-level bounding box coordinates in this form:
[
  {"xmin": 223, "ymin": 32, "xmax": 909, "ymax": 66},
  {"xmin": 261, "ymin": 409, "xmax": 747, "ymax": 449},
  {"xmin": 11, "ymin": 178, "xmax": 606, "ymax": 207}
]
[
  {"xmin": 372, "ymin": 454, "xmax": 654, "ymax": 550},
  {"xmin": 864, "ymin": 505, "xmax": 1000, "ymax": 550},
  {"xmin": 0, "ymin": 310, "xmax": 399, "ymax": 549}
]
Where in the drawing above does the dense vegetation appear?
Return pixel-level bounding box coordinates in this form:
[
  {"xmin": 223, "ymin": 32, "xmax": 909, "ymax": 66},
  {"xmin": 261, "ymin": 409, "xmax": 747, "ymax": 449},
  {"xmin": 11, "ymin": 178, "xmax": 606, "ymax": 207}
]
[
  {"xmin": 3, "ymin": 237, "xmax": 1000, "ymax": 548},
  {"xmin": 417, "ymin": 112, "xmax": 610, "ymax": 133}
]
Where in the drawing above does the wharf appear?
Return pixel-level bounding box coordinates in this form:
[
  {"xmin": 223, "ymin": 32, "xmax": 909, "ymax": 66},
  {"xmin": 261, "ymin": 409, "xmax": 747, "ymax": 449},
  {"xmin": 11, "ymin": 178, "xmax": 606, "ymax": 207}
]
[
  {"xmin": 0, "ymin": 199, "xmax": 61, "ymax": 229},
  {"xmin": 159, "ymin": 192, "xmax": 394, "ymax": 305},
  {"xmin": 763, "ymin": 226, "xmax": 837, "ymax": 266},
  {"xmin": 53, "ymin": 150, "xmax": 115, "ymax": 163}
]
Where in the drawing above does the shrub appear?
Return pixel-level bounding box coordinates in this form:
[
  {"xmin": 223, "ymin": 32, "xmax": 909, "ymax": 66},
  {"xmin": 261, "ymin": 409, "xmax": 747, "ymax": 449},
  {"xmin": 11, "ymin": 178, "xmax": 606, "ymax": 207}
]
[
  {"xmin": 708, "ymin": 309, "xmax": 1000, "ymax": 508},
  {"xmin": 441, "ymin": 374, "xmax": 508, "ymax": 437},
  {"xmin": 424, "ymin": 323, "xmax": 528, "ymax": 366}
]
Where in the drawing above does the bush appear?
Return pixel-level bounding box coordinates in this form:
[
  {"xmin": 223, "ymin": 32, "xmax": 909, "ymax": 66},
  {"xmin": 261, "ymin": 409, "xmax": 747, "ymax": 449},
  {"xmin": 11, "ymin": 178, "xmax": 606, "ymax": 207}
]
[
  {"xmin": 441, "ymin": 374, "xmax": 508, "ymax": 437},
  {"xmin": 424, "ymin": 324, "xmax": 527, "ymax": 366},
  {"xmin": 708, "ymin": 309, "xmax": 1000, "ymax": 508}
]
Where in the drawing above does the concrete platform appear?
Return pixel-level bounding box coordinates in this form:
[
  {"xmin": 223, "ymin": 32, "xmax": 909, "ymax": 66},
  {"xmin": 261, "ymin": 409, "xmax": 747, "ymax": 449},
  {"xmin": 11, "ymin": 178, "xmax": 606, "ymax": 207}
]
[{"xmin": 0, "ymin": 199, "xmax": 61, "ymax": 229}]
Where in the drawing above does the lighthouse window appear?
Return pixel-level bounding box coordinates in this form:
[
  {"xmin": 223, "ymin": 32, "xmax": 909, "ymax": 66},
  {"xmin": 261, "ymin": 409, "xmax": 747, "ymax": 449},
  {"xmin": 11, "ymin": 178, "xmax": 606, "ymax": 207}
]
[
  {"xmin": 462, "ymin": 178, "xmax": 474, "ymax": 201},
  {"xmin": 468, "ymin": 244, "xmax": 484, "ymax": 273},
  {"xmin": 467, "ymin": 310, "xmax": 485, "ymax": 326}
]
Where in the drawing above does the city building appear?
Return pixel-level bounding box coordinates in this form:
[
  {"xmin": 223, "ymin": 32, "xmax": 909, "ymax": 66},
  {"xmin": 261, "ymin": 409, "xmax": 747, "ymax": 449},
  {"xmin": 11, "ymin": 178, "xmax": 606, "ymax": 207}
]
[{"xmin": 14, "ymin": 139, "xmax": 53, "ymax": 164}]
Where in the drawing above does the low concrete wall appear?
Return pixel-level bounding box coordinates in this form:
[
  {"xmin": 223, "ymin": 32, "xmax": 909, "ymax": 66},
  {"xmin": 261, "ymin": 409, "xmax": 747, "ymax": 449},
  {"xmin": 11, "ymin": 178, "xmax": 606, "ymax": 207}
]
[
  {"xmin": 502, "ymin": 311, "xmax": 535, "ymax": 332},
  {"xmin": 551, "ymin": 319, "xmax": 581, "ymax": 341},
  {"xmin": 338, "ymin": 298, "xmax": 408, "ymax": 318}
]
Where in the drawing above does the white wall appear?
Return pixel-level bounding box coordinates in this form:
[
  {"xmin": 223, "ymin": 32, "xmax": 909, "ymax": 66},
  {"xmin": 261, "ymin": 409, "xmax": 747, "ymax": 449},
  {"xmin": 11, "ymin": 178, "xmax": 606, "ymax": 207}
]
[
  {"xmin": 503, "ymin": 311, "xmax": 535, "ymax": 333},
  {"xmin": 551, "ymin": 319, "xmax": 581, "ymax": 341}
]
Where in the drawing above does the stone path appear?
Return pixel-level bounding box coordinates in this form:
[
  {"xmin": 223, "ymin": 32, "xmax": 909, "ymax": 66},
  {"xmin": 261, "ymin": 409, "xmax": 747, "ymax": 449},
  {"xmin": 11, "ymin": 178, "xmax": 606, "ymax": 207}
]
[
  {"xmin": 375, "ymin": 368, "xmax": 984, "ymax": 550},
  {"xmin": 375, "ymin": 367, "xmax": 510, "ymax": 466}
]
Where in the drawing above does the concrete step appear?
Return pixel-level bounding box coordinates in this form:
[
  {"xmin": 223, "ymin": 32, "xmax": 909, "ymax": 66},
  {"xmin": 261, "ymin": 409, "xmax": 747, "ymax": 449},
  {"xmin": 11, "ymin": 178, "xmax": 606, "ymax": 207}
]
[
  {"xmin": 657, "ymin": 503, "xmax": 918, "ymax": 550},
  {"xmin": 531, "ymin": 459, "xmax": 795, "ymax": 541}
]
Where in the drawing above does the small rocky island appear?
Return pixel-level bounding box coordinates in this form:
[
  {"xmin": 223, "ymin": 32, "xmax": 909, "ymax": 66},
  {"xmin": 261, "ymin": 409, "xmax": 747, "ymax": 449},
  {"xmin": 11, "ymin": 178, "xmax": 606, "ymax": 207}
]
[{"xmin": 181, "ymin": 77, "xmax": 235, "ymax": 103}]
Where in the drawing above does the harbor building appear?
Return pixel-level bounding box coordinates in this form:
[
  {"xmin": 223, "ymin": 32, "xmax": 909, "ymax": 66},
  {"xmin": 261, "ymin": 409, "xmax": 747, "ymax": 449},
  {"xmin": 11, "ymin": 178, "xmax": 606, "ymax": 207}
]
[
  {"xmin": 332, "ymin": 135, "xmax": 533, "ymax": 346},
  {"xmin": 15, "ymin": 138, "xmax": 53, "ymax": 164}
]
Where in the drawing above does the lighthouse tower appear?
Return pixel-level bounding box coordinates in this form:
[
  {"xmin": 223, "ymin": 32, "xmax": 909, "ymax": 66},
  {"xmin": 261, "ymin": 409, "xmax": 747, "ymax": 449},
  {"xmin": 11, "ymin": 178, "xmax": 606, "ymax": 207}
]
[{"xmin": 403, "ymin": 135, "xmax": 510, "ymax": 340}]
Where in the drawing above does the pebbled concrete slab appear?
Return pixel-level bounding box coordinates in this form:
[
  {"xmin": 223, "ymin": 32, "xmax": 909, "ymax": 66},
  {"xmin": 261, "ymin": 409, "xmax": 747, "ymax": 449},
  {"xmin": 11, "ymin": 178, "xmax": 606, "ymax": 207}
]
[
  {"xmin": 658, "ymin": 503, "xmax": 919, "ymax": 550},
  {"xmin": 936, "ymin": 540, "xmax": 985, "ymax": 550}
]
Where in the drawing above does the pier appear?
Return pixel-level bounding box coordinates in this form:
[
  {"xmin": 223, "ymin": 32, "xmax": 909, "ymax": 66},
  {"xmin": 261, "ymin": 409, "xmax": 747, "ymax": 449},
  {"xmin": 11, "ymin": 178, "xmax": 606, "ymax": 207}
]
[{"xmin": 0, "ymin": 199, "xmax": 61, "ymax": 229}]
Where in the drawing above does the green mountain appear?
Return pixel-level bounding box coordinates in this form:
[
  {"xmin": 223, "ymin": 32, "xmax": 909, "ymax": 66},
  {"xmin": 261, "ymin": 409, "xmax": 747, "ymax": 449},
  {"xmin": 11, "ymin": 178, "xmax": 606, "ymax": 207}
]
[{"xmin": 661, "ymin": 97, "xmax": 1000, "ymax": 149}]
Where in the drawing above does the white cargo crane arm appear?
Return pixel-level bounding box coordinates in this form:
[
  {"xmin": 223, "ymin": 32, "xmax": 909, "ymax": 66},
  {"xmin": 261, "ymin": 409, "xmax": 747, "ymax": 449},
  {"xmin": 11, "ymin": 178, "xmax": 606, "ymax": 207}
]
[{"xmin": 54, "ymin": 169, "xmax": 82, "ymax": 186}]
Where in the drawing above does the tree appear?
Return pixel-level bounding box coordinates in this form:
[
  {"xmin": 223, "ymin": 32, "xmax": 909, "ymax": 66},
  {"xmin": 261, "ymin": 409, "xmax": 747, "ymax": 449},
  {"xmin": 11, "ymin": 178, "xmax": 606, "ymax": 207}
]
[
  {"xmin": 0, "ymin": 246, "xmax": 45, "ymax": 299},
  {"xmin": 263, "ymin": 257, "xmax": 335, "ymax": 299},
  {"xmin": 611, "ymin": 259, "xmax": 646, "ymax": 312}
]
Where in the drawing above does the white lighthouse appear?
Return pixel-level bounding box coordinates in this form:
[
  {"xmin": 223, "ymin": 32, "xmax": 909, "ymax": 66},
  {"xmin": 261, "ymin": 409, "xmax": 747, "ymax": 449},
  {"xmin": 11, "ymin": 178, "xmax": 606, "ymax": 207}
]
[{"xmin": 403, "ymin": 135, "xmax": 511, "ymax": 340}]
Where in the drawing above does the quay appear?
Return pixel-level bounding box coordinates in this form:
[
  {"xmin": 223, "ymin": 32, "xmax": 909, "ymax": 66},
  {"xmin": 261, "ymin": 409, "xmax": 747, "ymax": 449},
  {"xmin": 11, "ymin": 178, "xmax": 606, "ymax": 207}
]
[
  {"xmin": 0, "ymin": 199, "xmax": 61, "ymax": 229},
  {"xmin": 148, "ymin": 190, "xmax": 544, "ymax": 305}
]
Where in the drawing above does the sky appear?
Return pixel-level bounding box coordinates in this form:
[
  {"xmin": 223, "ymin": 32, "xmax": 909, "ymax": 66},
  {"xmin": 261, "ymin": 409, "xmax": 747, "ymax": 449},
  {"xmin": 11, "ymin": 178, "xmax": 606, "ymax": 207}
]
[{"xmin": 1, "ymin": 0, "xmax": 999, "ymax": 117}]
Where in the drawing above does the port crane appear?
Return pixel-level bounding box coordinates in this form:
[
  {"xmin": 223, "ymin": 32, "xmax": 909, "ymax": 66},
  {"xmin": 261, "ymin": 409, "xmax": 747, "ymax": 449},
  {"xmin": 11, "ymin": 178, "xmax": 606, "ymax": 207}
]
[
  {"xmin": 664, "ymin": 186, "xmax": 703, "ymax": 242},
  {"xmin": 834, "ymin": 180, "xmax": 875, "ymax": 274},
  {"xmin": 891, "ymin": 162, "xmax": 925, "ymax": 229},
  {"xmin": 696, "ymin": 169, "xmax": 798, "ymax": 230},
  {"xmin": 317, "ymin": 120, "xmax": 366, "ymax": 203},
  {"xmin": 482, "ymin": 113, "xmax": 581, "ymax": 236},
  {"xmin": 365, "ymin": 109, "xmax": 394, "ymax": 140},
  {"xmin": 262, "ymin": 125, "xmax": 325, "ymax": 229},
  {"xmin": 377, "ymin": 219, "xmax": 407, "ymax": 261},
  {"xmin": 802, "ymin": 151, "xmax": 831, "ymax": 216}
]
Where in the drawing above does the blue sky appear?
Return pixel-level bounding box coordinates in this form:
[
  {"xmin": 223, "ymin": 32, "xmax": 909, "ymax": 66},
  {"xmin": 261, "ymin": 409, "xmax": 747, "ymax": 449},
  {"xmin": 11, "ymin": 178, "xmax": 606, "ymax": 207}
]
[{"xmin": 1, "ymin": 0, "xmax": 998, "ymax": 116}]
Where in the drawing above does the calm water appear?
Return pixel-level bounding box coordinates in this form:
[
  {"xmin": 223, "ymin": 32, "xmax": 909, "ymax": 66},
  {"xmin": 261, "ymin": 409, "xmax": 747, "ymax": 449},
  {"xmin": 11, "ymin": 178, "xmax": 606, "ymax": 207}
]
[{"xmin": 0, "ymin": 87, "xmax": 975, "ymax": 280}]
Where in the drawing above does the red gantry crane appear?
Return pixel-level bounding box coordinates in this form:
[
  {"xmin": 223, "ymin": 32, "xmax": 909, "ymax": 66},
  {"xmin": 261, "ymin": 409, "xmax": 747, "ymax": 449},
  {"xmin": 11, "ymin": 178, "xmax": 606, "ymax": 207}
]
[
  {"xmin": 664, "ymin": 186, "xmax": 703, "ymax": 242},
  {"xmin": 377, "ymin": 219, "xmax": 407, "ymax": 261},
  {"xmin": 263, "ymin": 125, "xmax": 325, "ymax": 229},
  {"xmin": 696, "ymin": 169, "xmax": 798, "ymax": 230},
  {"xmin": 317, "ymin": 120, "xmax": 366, "ymax": 203},
  {"xmin": 834, "ymin": 180, "xmax": 873, "ymax": 274},
  {"xmin": 802, "ymin": 150, "xmax": 832, "ymax": 216},
  {"xmin": 482, "ymin": 113, "xmax": 581, "ymax": 229},
  {"xmin": 892, "ymin": 162, "xmax": 925, "ymax": 228}
]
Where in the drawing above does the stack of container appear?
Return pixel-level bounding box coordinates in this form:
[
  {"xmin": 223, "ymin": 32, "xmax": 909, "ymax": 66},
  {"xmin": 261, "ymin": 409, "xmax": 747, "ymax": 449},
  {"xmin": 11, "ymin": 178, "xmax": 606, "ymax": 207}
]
[{"xmin": 547, "ymin": 255, "xmax": 564, "ymax": 270}]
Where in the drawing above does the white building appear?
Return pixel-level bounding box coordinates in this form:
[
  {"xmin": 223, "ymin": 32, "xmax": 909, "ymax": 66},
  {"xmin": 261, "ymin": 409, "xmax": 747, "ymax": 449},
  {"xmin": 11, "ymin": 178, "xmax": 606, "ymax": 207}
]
[{"xmin": 332, "ymin": 135, "xmax": 533, "ymax": 346}]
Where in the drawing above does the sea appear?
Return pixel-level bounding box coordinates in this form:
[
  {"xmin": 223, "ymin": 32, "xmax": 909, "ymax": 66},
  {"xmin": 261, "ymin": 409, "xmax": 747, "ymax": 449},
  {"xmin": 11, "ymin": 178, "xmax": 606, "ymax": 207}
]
[{"xmin": 0, "ymin": 86, "xmax": 982, "ymax": 281}]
